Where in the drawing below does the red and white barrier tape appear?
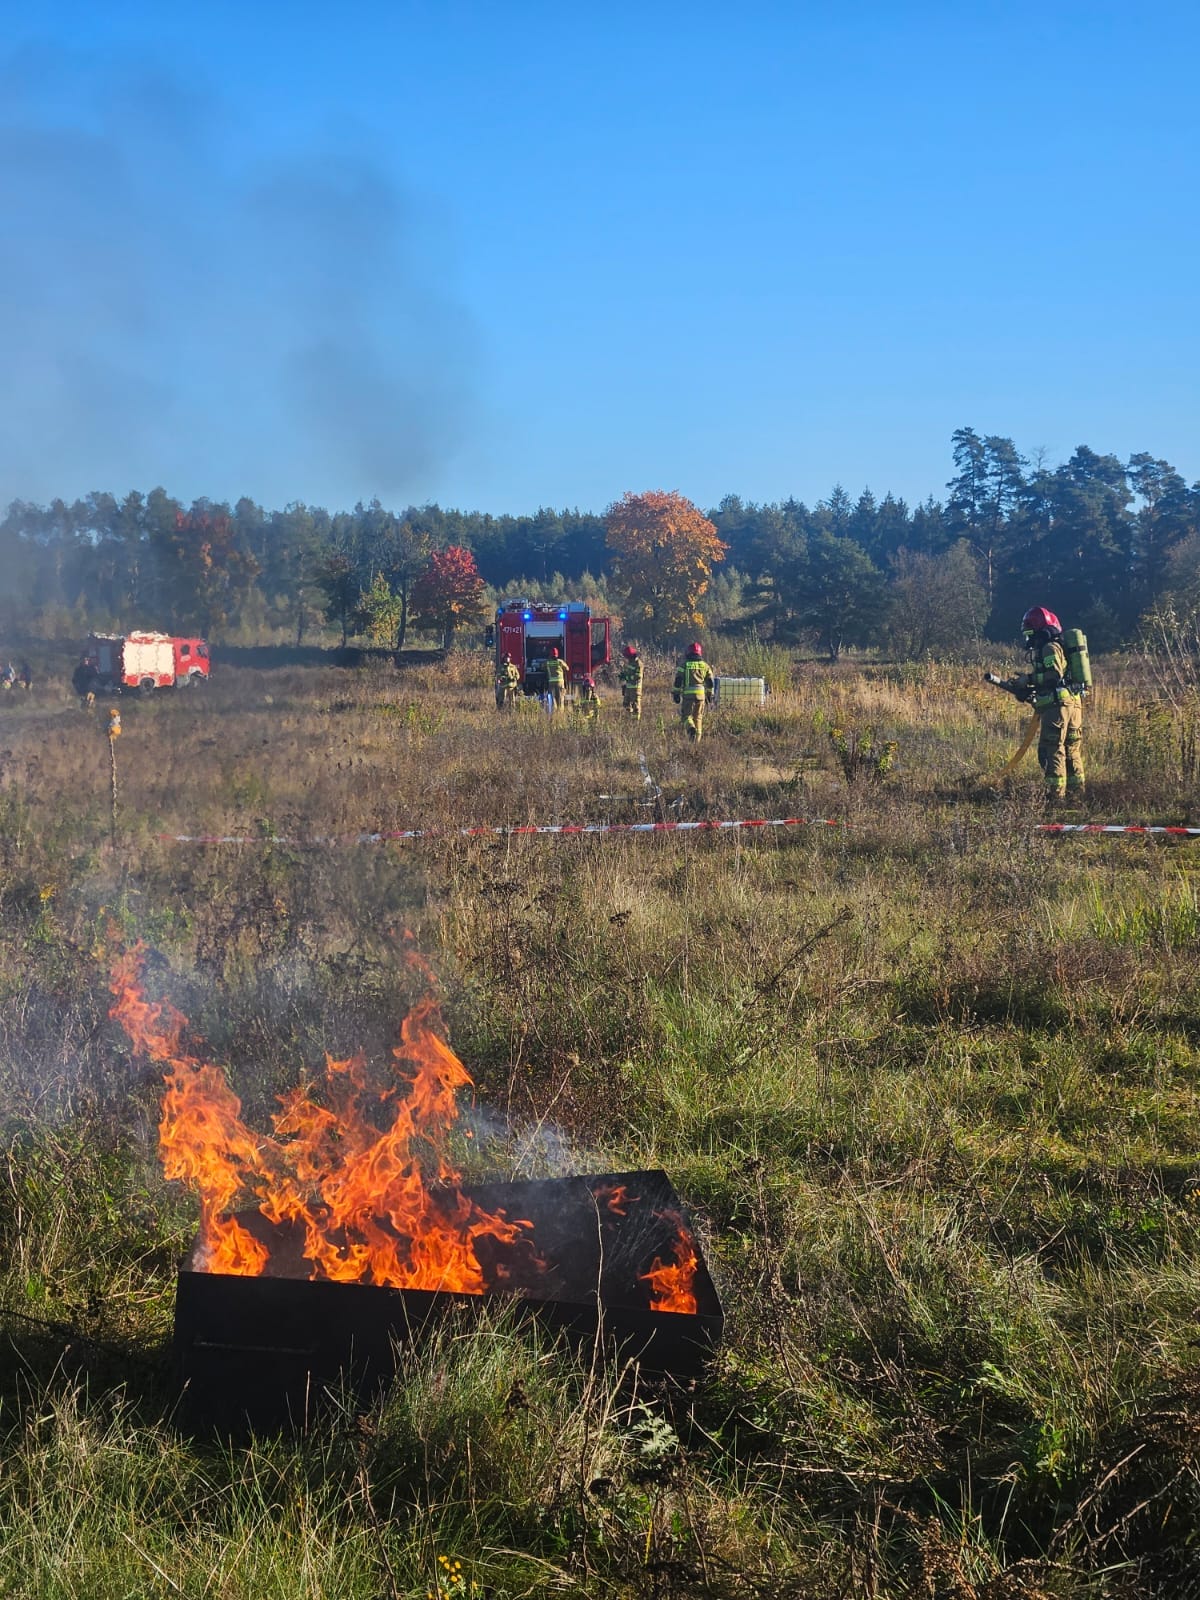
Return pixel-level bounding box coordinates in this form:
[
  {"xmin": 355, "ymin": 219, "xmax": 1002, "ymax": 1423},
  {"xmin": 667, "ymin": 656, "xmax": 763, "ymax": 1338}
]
[
  {"xmin": 151, "ymin": 818, "xmax": 1200, "ymax": 847},
  {"xmin": 156, "ymin": 816, "xmax": 843, "ymax": 846},
  {"xmin": 1037, "ymin": 823, "xmax": 1200, "ymax": 836}
]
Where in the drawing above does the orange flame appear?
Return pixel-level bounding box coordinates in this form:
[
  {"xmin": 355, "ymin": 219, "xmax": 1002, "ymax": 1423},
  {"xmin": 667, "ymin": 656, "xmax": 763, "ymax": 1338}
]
[
  {"xmin": 640, "ymin": 1214, "xmax": 700, "ymax": 1314},
  {"xmin": 593, "ymin": 1181, "xmax": 637, "ymax": 1216},
  {"xmin": 109, "ymin": 948, "xmax": 532, "ymax": 1292}
]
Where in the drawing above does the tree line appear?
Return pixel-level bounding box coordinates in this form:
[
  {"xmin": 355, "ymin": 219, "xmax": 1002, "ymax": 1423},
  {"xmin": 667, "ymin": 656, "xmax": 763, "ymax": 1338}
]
[{"xmin": 2, "ymin": 428, "xmax": 1196, "ymax": 657}]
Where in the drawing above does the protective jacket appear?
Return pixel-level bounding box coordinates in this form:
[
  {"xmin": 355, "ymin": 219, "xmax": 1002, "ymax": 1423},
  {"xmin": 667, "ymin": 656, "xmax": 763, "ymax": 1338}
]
[
  {"xmin": 673, "ymin": 657, "xmax": 714, "ymax": 702},
  {"xmin": 1028, "ymin": 638, "xmax": 1073, "ymax": 710},
  {"xmin": 619, "ymin": 656, "xmax": 643, "ymax": 690},
  {"xmin": 544, "ymin": 656, "xmax": 569, "ymax": 691}
]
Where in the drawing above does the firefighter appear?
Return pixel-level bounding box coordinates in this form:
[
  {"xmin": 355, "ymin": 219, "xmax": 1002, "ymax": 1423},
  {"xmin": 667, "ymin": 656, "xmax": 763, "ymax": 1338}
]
[
  {"xmin": 495, "ymin": 652, "xmax": 522, "ymax": 710},
  {"xmin": 18, "ymin": 661, "xmax": 31, "ymax": 692},
  {"xmin": 1002, "ymin": 606, "xmax": 1086, "ymax": 800},
  {"xmin": 618, "ymin": 643, "xmax": 643, "ymax": 720},
  {"xmin": 1, "ymin": 662, "xmax": 13, "ymax": 692},
  {"xmin": 673, "ymin": 641, "xmax": 715, "ymax": 742},
  {"xmin": 575, "ymin": 673, "xmax": 601, "ymax": 721},
  {"xmin": 544, "ymin": 647, "xmax": 570, "ymax": 710},
  {"xmin": 71, "ymin": 654, "xmax": 98, "ymax": 709}
]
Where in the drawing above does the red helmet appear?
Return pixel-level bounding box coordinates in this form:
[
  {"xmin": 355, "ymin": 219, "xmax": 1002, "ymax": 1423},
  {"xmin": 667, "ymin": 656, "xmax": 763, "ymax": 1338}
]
[
  {"xmin": 688, "ymin": 641, "xmax": 703, "ymax": 657},
  {"xmin": 583, "ymin": 674, "xmax": 595, "ymax": 688},
  {"xmin": 1021, "ymin": 606, "xmax": 1061, "ymax": 635},
  {"xmin": 623, "ymin": 644, "xmax": 638, "ymax": 658},
  {"xmin": 549, "ymin": 648, "xmax": 559, "ymax": 658}
]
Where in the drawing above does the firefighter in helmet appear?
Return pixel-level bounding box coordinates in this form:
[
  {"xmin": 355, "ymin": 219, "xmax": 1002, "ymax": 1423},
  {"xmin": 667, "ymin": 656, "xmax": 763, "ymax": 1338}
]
[
  {"xmin": 575, "ymin": 673, "xmax": 601, "ymax": 721},
  {"xmin": 543, "ymin": 647, "xmax": 570, "ymax": 710},
  {"xmin": 495, "ymin": 651, "xmax": 522, "ymax": 710},
  {"xmin": 673, "ymin": 641, "xmax": 715, "ymax": 742},
  {"xmin": 1007, "ymin": 606, "xmax": 1086, "ymax": 800},
  {"xmin": 618, "ymin": 643, "xmax": 643, "ymax": 720}
]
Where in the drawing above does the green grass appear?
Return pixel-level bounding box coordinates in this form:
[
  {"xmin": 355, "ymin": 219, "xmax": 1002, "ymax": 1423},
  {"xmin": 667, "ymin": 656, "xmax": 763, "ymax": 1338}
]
[{"xmin": 0, "ymin": 649, "xmax": 1199, "ymax": 1595}]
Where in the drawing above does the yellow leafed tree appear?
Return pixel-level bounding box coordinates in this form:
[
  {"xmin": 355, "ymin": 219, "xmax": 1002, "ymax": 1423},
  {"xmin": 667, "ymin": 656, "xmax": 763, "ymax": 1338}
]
[{"xmin": 605, "ymin": 490, "xmax": 727, "ymax": 641}]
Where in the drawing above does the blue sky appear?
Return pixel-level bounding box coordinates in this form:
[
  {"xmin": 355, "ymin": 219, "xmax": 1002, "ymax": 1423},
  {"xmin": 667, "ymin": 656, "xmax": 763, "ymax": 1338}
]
[{"xmin": 2, "ymin": 1, "xmax": 1196, "ymax": 515}]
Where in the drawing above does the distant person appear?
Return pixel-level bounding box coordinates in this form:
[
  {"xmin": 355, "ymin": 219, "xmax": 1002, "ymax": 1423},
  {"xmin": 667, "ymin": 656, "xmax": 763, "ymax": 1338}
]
[
  {"xmin": 543, "ymin": 647, "xmax": 569, "ymax": 711},
  {"xmin": 495, "ymin": 652, "xmax": 522, "ymax": 710},
  {"xmin": 18, "ymin": 661, "xmax": 31, "ymax": 692},
  {"xmin": 986, "ymin": 606, "xmax": 1087, "ymax": 801},
  {"xmin": 619, "ymin": 644, "xmax": 643, "ymax": 720},
  {"xmin": 72, "ymin": 654, "xmax": 98, "ymax": 709},
  {"xmin": 1, "ymin": 662, "xmax": 14, "ymax": 691},
  {"xmin": 672, "ymin": 642, "xmax": 715, "ymax": 742},
  {"xmin": 575, "ymin": 674, "xmax": 601, "ymax": 721}
]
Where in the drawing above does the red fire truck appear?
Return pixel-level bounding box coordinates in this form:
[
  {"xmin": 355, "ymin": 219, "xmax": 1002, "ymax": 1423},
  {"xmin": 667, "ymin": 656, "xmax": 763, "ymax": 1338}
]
[
  {"xmin": 489, "ymin": 600, "xmax": 611, "ymax": 700},
  {"xmin": 87, "ymin": 632, "xmax": 211, "ymax": 693}
]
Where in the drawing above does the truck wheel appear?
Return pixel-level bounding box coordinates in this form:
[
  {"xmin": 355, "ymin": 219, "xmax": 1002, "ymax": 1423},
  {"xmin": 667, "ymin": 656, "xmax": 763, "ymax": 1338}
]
[{"xmin": 140, "ymin": 678, "xmax": 156, "ymax": 695}]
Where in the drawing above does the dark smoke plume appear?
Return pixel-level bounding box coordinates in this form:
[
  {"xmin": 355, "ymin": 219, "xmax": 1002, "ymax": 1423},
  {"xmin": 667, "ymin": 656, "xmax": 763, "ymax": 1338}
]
[{"xmin": 0, "ymin": 45, "xmax": 478, "ymax": 507}]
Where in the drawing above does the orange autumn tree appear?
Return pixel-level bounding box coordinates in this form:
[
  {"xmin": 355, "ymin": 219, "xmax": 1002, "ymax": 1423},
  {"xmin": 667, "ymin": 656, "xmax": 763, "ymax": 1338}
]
[
  {"xmin": 605, "ymin": 490, "xmax": 727, "ymax": 641},
  {"xmin": 411, "ymin": 545, "xmax": 487, "ymax": 648}
]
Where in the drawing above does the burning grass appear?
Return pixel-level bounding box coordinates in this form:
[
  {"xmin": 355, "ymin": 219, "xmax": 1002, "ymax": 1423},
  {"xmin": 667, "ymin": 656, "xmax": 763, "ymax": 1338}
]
[
  {"xmin": 1, "ymin": 646, "xmax": 1200, "ymax": 1595},
  {"xmin": 109, "ymin": 943, "xmax": 535, "ymax": 1291}
]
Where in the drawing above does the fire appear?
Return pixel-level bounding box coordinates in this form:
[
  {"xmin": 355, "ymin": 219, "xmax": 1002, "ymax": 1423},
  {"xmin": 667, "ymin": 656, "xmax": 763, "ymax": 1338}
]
[
  {"xmin": 594, "ymin": 1181, "xmax": 637, "ymax": 1216},
  {"xmin": 640, "ymin": 1214, "xmax": 700, "ymax": 1314},
  {"xmin": 596, "ymin": 1186, "xmax": 700, "ymax": 1312},
  {"xmin": 109, "ymin": 948, "xmax": 533, "ymax": 1293}
]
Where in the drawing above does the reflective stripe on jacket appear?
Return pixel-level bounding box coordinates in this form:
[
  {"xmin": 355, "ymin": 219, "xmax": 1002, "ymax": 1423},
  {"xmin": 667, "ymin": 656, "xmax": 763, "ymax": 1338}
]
[{"xmin": 674, "ymin": 659, "xmax": 714, "ymax": 698}]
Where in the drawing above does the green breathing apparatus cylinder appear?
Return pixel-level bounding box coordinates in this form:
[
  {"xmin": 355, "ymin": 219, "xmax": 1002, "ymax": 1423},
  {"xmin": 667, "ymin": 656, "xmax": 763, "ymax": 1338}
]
[{"xmin": 1061, "ymin": 627, "xmax": 1092, "ymax": 693}]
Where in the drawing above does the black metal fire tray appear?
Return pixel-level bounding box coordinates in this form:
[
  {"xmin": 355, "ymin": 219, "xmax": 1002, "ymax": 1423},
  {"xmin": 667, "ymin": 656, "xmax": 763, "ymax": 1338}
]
[{"xmin": 173, "ymin": 1169, "xmax": 722, "ymax": 1428}]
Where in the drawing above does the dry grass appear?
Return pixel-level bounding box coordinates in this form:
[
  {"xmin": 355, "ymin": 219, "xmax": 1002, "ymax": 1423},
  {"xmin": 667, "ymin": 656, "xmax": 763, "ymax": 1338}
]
[{"xmin": 1, "ymin": 643, "xmax": 1199, "ymax": 1596}]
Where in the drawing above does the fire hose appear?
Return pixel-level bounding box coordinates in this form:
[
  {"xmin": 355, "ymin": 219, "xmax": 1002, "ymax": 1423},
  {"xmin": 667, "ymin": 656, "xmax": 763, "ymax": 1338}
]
[
  {"xmin": 980, "ymin": 674, "xmax": 1041, "ymax": 779},
  {"xmin": 991, "ymin": 711, "xmax": 1041, "ymax": 778}
]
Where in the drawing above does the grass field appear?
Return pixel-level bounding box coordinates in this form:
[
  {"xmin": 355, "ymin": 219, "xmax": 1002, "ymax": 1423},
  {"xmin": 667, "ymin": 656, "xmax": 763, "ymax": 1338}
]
[{"xmin": 2, "ymin": 645, "xmax": 1200, "ymax": 1598}]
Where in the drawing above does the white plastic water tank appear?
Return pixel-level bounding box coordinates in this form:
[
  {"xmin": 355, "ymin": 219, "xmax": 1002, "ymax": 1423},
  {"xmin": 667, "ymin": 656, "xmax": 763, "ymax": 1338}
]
[{"xmin": 713, "ymin": 676, "xmax": 767, "ymax": 706}]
